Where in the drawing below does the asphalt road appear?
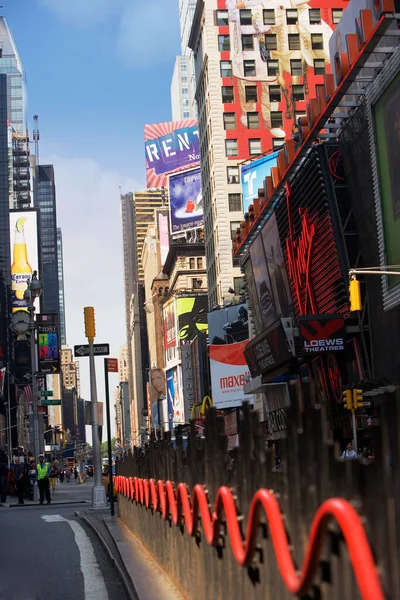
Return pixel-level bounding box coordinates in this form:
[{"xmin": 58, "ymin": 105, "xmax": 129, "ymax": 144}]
[{"xmin": 0, "ymin": 480, "xmax": 128, "ymax": 600}]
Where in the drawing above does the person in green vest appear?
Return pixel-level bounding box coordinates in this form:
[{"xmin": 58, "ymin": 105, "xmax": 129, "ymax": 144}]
[{"xmin": 37, "ymin": 454, "xmax": 51, "ymax": 505}]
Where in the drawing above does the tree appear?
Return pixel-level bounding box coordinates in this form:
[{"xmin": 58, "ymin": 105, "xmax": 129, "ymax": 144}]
[{"xmin": 100, "ymin": 438, "xmax": 117, "ymax": 458}]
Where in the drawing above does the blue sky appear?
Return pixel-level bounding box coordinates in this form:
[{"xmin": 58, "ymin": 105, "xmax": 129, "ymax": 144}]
[{"xmin": 5, "ymin": 0, "xmax": 181, "ymax": 440}]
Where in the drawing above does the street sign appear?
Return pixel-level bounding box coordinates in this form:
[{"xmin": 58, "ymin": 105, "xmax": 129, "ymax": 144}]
[
  {"xmin": 107, "ymin": 358, "xmax": 118, "ymax": 373},
  {"xmin": 74, "ymin": 344, "xmax": 110, "ymax": 357},
  {"xmin": 40, "ymin": 390, "xmax": 53, "ymax": 397},
  {"xmin": 40, "ymin": 399, "xmax": 61, "ymax": 406},
  {"xmin": 361, "ymin": 401, "xmax": 372, "ymax": 407}
]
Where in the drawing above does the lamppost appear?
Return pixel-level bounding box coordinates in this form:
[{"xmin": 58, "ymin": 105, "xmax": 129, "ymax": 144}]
[{"xmin": 23, "ymin": 271, "xmax": 43, "ymax": 463}]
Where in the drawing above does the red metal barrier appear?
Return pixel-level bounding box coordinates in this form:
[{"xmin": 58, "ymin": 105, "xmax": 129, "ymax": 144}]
[{"xmin": 115, "ymin": 475, "xmax": 384, "ymax": 600}]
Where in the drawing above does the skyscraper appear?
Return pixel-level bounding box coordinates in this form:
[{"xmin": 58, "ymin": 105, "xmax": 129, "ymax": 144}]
[
  {"xmin": 189, "ymin": 0, "xmax": 344, "ymax": 308},
  {"xmin": 37, "ymin": 165, "xmax": 60, "ymax": 315},
  {"xmin": 171, "ymin": 56, "xmax": 196, "ymax": 120},
  {"xmin": 57, "ymin": 228, "xmax": 67, "ymax": 345},
  {"xmin": 0, "ymin": 17, "xmax": 27, "ymax": 134}
]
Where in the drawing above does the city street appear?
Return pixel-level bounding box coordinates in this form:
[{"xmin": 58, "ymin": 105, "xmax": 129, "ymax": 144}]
[{"xmin": 0, "ymin": 480, "xmax": 128, "ymax": 600}]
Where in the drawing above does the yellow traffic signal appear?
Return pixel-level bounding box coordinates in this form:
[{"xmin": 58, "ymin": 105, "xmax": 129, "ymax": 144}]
[
  {"xmin": 84, "ymin": 306, "xmax": 96, "ymax": 342},
  {"xmin": 343, "ymin": 389, "xmax": 353, "ymax": 410},
  {"xmin": 352, "ymin": 388, "xmax": 364, "ymax": 410},
  {"xmin": 349, "ymin": 279, "xmax": 362, "ymax": 312}
]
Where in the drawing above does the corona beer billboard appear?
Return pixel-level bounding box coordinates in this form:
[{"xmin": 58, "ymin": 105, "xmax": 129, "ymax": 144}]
[{"xmin": 9, "ymin": 210, "xmax": 39, "ymax": 312}]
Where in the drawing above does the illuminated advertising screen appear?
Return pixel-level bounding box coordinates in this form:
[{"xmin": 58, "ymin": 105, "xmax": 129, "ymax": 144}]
[
  {"xmin": 176, "ymin": 295, "xmax": 208, "ymax": 342},
  {"xmin": 241, "ymin": 153, "xmax": 278, "ymax": 214},
  {"xmin": 249, "ymin": 235, "xmax": 277, "ymax": 331},
  {"xmin": 144, "ymin": 120, "xmax": 200, "ymax": 188},
  {"xmin": 166, "ymin": 367, "xmax": 184, "ymax": 425},
  {"xmin": 169, "ymin": 167, "xmax": 203, "ymax": 235},
  {"xmin": 373, "ymin": 73, "xmax": 400, "ymax": 289},
  {"xmin": 9, "ymin": 210, "xmax": 39, "ymax": 313},
  {"xmin": 208, "ymin": 304, "xmax": 252, "ymax": 409},
  {"xmin": 163, "ymin": 299, "xmax": 177, "ymax": 350},
  {"xmin": 37, "ymin": 314, "xmax": 60, "ymax": 374}
]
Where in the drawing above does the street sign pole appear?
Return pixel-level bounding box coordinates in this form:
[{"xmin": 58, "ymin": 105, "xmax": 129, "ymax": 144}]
[
  {"xmin": 104, "ymin": 359, "xmax": 115, "ymax": 516},
  {"xmin": 84, "ymin": 307, "xmax": 107, "ymax": 510},
  {"xmin": 351, "ymin": 410, "xmax": 358, "ymax": 454}
]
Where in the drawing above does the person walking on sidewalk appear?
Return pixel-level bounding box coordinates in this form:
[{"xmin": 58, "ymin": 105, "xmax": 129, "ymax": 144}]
[
  {"xmin": 49, "ymin": 460, "xmax": 58, "ymax": 494},
  {"xmin": 37, "ymin": 455, "xmax": 51, "ymax": 504},
  {"xmin": 15, "ymin": 458, "xmax": 25, "ymax": 505},
  {"xmin": 0, "ymin": 449, "xmax": 8, "ymax": 503}
]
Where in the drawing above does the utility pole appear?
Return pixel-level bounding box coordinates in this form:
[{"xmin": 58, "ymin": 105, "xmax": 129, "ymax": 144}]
[
  {"xmin": 104, "ymin": 358, "xmax": 118, "ymax": 516},
  {"xmin": 84, "ymin": 307, "xmax": 107, "ymax": 509}
]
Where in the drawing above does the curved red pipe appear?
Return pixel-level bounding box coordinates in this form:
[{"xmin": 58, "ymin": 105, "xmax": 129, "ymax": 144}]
[{"xmin": 115, "ymin": 475, "xmax": 383, "ymax": 599}]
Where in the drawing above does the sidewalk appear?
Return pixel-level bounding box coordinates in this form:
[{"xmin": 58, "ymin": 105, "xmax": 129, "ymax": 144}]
[
  {"xmin": 77, "ymin": 508, "xmax": 186, "ymax": 600},
  {"xmin": 0, "ymin": 477, "xmax": 92, "ymax": 508}
]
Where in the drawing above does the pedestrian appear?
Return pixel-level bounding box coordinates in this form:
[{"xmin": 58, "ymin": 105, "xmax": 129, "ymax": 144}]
[
  {"xmin": 342, "ymin": 442, "xmax": 358, "ymax": 460},
  {"xmin": 59, "ymin": 468, "xmax": 64, "ymax": 483},
  {"xmin": 0, "ymin": 449, "xmax": 8, "ymax": 503},
  {"xmin": 65, "ymin": 468, "xmax": 70, "ymax": 483},
  {"xmin": 7, "ymin": 466, "xmax": 16, "ymax": 496},
  {"xmin": 14, "ymin": 458, "xmax": 25, "ymax": 505},
  {"xmin": 49, "ymin": 460, "xmax": 58, "ymax": 493},
  {"xmin": 74, "ymin": 467, "xmax": 78, "ymax": 480},
  {"xmin": 37, "ymin": 454, "xmax": 51, "ymax": 504}
]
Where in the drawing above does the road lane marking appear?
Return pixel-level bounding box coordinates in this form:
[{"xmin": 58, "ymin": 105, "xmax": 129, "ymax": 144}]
[{"xmin": 41, "ymin": 515, "xmax": 109, "ymax": 600}]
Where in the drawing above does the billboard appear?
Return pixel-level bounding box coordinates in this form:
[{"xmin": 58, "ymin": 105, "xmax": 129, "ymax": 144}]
[
  {"xmin": 9, "ymin": 210, "xmax": 39, "ymax": 312},
  {"xmin": 166, "ymin": 367, "xmax": 185, "ymax": 425},
  {"xmin": 158, "ymin": 211, "xmax": 170, "ymax": 267},
  {"xmin": 37, "ymin": 314, "xmax": 60, "ymax": 374},
  {"xmin": 163, "ymin": 299, "xmax": 177, "ymax": 349},
  {"xmin": 241, "ymin": 153, "xmax": 278, "ymax": 214},
  {"xmin": 169, "ymin": 167, "xmax": 203, "ymax": 235},
  {"xmin": 144, "ymin": 120, "xmax": 200, "ymax": 188},
  {"xmin": 261, "ymin": 212, "xmax": 293, "ymax": 319},
  {"xmin": 249, "ymin": 235, "xmax": 277, "ymax": 331},
  {"xmin": 208, "ymin": 304, "xmax": 251, "ymax": 409},
  {"xmin": 373, "ymin": 73, "xmax": 400, "ymax": 289},
  {"xmin": 176, "ymin": 295, "xmax": 208, "ymax": 342}
]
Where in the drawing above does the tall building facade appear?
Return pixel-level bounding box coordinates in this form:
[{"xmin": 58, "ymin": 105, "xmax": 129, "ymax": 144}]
[
  {"xmin": 57, "ymin": 228, "xmax": 67, "ymax": 344},
  {"xmin": 38, "ymin": 165, "xmax": 60, "ymax": 314},
  {"xmin": 189, "ymin": 0, "xmax": 345, "ymax": 308},
  {"xmin": 171, "ymin": 56, "xmax": 196, "ymax": 120},
  {"xmin": 0, "ymin": 17, "xmax": 27, "ymax": 134},
  {"xmin": 118, "ymin": 345, "xmax": 129, "ymax": 383}
]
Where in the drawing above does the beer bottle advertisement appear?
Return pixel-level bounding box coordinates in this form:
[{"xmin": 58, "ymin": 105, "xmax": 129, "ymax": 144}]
[{"xmin": 9, "ymin": 210, "xmax": 39, "ymax": 313}]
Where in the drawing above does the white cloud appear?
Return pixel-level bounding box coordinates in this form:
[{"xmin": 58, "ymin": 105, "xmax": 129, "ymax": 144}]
[
  {"xmin": 39, "ymin": 0, "xmax": 180, "ymax": 69},
  {"xmin": 42, "ymin": 153, "xmax": 143, "ymax": 439}
]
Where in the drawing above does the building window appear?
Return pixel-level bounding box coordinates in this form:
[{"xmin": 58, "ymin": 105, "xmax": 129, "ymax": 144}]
[
  {"xmin": 223, "ymin": 112, "xmax": 236, "ymax": 130},
  {"xmin": 227, "ymin": 166, "xmax": 240, "ymax": 184},
  {"xmin": 225, "ymin": 139, "xmax": 238, "ymax": 157},
  {"xmin": 229, "ymin": 193, "xmax": 242, "ymax": 212},
  {"xmin": 249, "ymin": 138, "xmax": 262, "ymax": 155},
  {"xmin": 245, "ymin": 86, "xmax": 258, "ymax": 103},
  {"xmin": 220, "ymin": 60, "xmax": 232, "ymax": 77},
  {"xmin": 290, "ymin": 59, "xmax": 302, "ymax": 76},
  {"xmin": 192, "ymin": 278, "xmax": 203, "ymax": 289},
  {"xmin": 288, "ymin": 34, "xmax": 301, "ymax": 50},
  {"xmin": 286, "ymin": 9, "xmax": 298, "ymax": 24},
  {"xmin": 295, "ymin": 111, "xmax": 306, "ymax": 125},
  {"xmin": 269, "ymin": 85, "xmax": 281, "ymax": 102},
  {"xmin": 189, "ymin": 257, "xmax": 195, "ymax": 269},
  {"xmin": 222, "ymin": 86, "xmax": 234, "ymax": 103},
  {"xmin": 218, "ymin": 34, "xmax": 230, "ymax": 51},
  {"xmin": 309, "ymin": 8, "xmax": 321, "ymax": 23},
  {"xmin": 216, "ymin": 10, "xmax": 229, "ymax": 26},
  {"xmin": 272, "ymin": 138, "xmax": 285, "ymax": 149},
  {"xmin": 240, "ymin": 9, "xmax": 252, "ymax": 25},
  {"xmin": 183, "ymin": 111, "xmax": 190, "ymax": 118},
  {"xmin": 332, "ymin": 8, "xmax": 343, "ymax": 24},
  {"xmin": 265, "ymin": 34, "xmax": 277, "ymax": 50},
  {"xmin": 197, "ymin": 257, "xmax": 203, "ymax": 269},
  {"xmin": 292, "ymin": 84, "xmax": 305, "ymax": 101},
  {"xmin": 242, "ymin": 34, "xmax": 254, "ymax": 51},
  {"xmin": 271, "ymin": 111, "xmax": 283, "ymax": 128},
  {"xmin": 314, "ymin": 58, "xmax": 325, "ymax": 75},
  {"xmin": 230, "ymin": 221, "xmax": 241, "ymax": 241},
  {"xmin": 233, "ymin": 277, "xmax": 242, "ymax": 296},
  {"xmin": 267, "ymin": 60, "xmax": 279, "ymax": 76},
  {"xmin": 247, "ymin": 112, "xmax": 260, "ymax": 129},
  {"xmin": 263, "ymin": 9, "xmax": 275, "ymax": 24},
  {"xmin": 311, "ymin": 33, "xmax": 324, "ymax": 50},
  {"xmin": 243, "ymin": 60, "xmax": 256, "ymax": 77}
]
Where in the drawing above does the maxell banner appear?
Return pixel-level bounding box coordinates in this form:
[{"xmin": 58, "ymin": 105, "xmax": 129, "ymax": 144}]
[{"xmin": 298, "ymin": 315, "xmax": 346, "ymax": 355}]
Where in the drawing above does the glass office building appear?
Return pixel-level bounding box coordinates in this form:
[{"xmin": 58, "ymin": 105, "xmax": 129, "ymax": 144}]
[
  {"xmin": 0, "ymin": 17, "xmax": 27, "ymax": 134},
  {"xmin": 38, "ymin": 165, "xmax": 60, "ymax": 315},
  {"xmin": 57, "ymin": 228, "xmax": 66, "ymax": 344}
]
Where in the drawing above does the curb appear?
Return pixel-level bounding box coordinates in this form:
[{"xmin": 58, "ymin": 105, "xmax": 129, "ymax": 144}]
[
  {"xmin": 76, "ymin": 511, "xmax": 138, "ymax": 600},
  {"xmin": 3, "ymin": 500, "xmax": 89, "ymax": 508}
]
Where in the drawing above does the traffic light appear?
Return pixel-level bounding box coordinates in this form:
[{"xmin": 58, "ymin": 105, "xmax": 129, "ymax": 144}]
[
  {"xmin": 343, "ymin": 389, "xmax": 353, "ymax": 410},
  {"xmin": 352, "ymin": 388, "xmax": 364, "ymax": 410},
  {"xmin": 84, "ymin": 306, "xmax": 96, "ymax": 342},
  {"xmin": 349, "ymin": 279, "xmax": 362, "ymax": 312}
]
